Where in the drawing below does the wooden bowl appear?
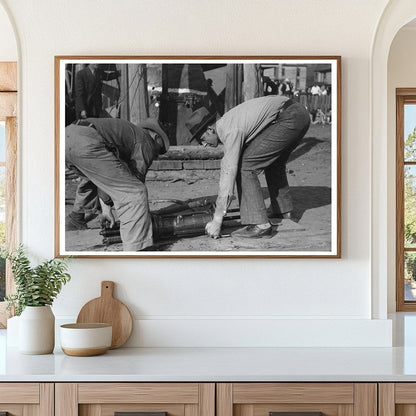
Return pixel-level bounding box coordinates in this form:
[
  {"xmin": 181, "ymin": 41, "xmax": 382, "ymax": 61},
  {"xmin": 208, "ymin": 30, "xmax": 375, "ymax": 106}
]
[{"xmin": 60, "ymin": 323, "xmax": 112, "ymax": 356}]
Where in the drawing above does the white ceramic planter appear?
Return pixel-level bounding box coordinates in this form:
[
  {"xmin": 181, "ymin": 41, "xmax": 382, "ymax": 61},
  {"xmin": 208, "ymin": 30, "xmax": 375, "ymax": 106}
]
[{"xmin": 19, "ymin": 306, "xmax": 55, "ymax": 354}]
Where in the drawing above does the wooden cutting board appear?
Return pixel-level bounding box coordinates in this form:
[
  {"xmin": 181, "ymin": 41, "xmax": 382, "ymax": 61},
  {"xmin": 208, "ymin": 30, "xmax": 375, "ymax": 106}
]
[{"xmin": 76, "ymin": 281, "xmax": 133, "ymax": 349}]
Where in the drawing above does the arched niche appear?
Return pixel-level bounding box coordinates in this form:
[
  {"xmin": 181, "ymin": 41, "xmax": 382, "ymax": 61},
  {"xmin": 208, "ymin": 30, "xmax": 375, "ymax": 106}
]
[{"xmin": 371, "ymin": 1, "xmax": 416, "ymax": 318}]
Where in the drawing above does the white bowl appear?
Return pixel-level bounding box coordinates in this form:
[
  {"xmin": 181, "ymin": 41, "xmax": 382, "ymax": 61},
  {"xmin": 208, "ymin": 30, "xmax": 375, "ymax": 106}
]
[{"xmin": 60, "ymin": 323, "xmax": 112, "ymax": 356}]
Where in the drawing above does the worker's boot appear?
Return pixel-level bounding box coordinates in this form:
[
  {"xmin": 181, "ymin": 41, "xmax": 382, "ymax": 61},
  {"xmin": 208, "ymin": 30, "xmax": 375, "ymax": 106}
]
[{"xmin": 66, "ymin": 212, "xmax": 88, "ymax": 231}]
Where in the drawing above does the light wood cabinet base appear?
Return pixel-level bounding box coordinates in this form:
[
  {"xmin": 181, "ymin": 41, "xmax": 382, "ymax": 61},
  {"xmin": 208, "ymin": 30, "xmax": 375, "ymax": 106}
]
[{"xmin": 4, "ymin": 380, "xmax": 416, "ymax": 416}]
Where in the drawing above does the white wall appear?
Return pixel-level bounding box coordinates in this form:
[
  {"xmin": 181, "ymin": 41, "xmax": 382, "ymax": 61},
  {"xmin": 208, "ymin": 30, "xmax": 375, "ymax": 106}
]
[
  {"xmin": 387, "ymin": 26, "xmax": 416, "ymax": 312},
  {"xmin": 0, "ymin": 0, "xmax": 394, "ymax": 347},
  {"xmin": 0, "ymin": 2, "xmax": 16, "ymax": 61}
]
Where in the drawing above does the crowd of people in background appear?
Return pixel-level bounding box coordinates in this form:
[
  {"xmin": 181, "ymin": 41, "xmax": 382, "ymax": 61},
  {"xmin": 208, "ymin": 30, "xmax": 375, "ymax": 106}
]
[{"xmin": 263, "ymin": 77, "xmax": 332, "ymax": 126}]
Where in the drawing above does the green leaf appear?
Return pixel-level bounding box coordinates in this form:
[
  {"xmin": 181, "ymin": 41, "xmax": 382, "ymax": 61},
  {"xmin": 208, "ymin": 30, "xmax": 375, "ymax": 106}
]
[{"xmin": 5, "ymin": 245, "xmax": 71, "ymax": 316}]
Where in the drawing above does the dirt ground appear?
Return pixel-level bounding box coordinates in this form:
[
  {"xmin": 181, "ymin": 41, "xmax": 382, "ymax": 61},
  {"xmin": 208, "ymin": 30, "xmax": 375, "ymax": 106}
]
[{"xmin": 65, "ymin": 123, "xmax": 333, "ymax": 254}]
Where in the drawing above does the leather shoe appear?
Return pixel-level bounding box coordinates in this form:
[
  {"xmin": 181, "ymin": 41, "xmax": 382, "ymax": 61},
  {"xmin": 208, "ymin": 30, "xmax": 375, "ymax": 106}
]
[{"xmin": 231, "ymin": 225, "xmax": 272, "ymax": 239}]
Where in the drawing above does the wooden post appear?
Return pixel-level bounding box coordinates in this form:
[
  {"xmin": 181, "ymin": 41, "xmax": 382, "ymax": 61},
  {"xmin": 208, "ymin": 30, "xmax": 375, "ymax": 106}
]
[
  {"xmin": 119, "ymin": 64, "xmax": 130, "ymax": 121},
  {"xmin": 128, "ymin": 64, "xmax": 149, "ymax": 125},
  {"xmin": 159, "ymin": 64, "xmax": 177, "ymax": 145},
  {"xmin": 243, "ymin": 64, "xmax": 263, "ymax": 101},
  {"xmin": 225, "ymin": 64, "xmax": 243, "ymax": 112},
  {"xmin": 159, "ymin": 64, "xmax": 169, "ymax": 125}
]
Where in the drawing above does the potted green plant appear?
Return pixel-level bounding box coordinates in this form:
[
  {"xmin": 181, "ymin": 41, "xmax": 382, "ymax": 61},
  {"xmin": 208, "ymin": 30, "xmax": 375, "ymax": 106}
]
[{"xmin": 4, "ymin": 246, "xmax": 71, "ymax": 354}]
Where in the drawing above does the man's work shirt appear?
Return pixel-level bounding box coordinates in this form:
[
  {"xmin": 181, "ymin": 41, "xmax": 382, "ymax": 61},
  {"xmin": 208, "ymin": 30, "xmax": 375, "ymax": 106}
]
[
  {"xmin": 87, "ymin": 118, "xmax": 159, "ymax": 183},
  {"xmin": 214, "ymin": 95, "xmax": 290, "ymax": 217}
]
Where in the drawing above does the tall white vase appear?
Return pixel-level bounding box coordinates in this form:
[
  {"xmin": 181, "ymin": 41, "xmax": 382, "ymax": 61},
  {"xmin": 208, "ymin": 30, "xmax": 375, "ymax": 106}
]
[{"xmin": 19, "ymin": 306, "xmax": 55, "ymax": 354}]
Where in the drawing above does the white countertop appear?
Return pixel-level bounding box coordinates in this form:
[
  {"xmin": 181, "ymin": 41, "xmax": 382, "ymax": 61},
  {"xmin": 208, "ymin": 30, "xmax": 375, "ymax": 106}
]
[
  {"xmin": 3, "ymin": 345, "xmax": 416, "ymax": 382},
  {"xmin": 3, "ymin": 313, "xmax": 416, "ymax": 382}
]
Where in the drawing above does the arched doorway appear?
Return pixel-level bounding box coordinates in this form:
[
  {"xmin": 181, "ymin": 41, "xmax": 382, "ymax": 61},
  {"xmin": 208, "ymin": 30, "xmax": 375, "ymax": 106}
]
[{"xmin": 371, "ymin": 1, "xmax": 416, "ymax": 318}]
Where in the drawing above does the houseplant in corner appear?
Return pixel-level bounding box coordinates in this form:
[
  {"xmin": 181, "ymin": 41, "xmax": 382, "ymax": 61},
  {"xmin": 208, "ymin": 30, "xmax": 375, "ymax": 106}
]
[{"xmin": 4, "ymin": 245, "xmax": 71, "ymax": 354}]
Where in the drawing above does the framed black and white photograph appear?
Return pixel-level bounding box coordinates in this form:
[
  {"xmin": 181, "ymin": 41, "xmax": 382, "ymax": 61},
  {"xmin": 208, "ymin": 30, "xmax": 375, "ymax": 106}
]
[{"xmin": 55, "ymin": 56, "xmax": 341, "ymax": 258}]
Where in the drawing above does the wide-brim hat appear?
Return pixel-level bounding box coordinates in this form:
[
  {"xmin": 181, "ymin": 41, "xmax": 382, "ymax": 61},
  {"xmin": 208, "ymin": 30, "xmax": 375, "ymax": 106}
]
[
  {"xmin": 185, "ymin": 107, "xmax": 217, "ymax": 142},
  {"xmin": 139, "ymin": 118, "xmax": 170, "ymax": 153}
]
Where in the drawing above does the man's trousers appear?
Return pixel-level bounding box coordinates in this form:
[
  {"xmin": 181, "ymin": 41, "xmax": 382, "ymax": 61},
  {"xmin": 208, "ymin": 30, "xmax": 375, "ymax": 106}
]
[
  {"xmin": 65, "ymin": 124, "xmax": 153, "ymax": 251},
  {"xmin": 237, "ymin": 101, "xmax": 311, "ymax": 225}
]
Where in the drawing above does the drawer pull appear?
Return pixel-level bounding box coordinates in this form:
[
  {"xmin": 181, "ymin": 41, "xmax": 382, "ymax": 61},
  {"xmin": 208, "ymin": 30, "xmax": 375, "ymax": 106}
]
[
  {"xmin": 115, "ymin": 413, "xmax": 168, "ymax": 416},
  {"xmin": 270, "ymin": 413, "xmax": 323, "ymax": 416}
]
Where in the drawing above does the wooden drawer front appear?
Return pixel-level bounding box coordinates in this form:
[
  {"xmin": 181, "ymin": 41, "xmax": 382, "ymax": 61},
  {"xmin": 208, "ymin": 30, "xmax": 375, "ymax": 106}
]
[
  {"xmin": 218, "ymin": 384, "xmax": 376, "ymax": 416},
  {"xmin": 0, "ymin": 383, "xmax": 39, "ymax": 403},
  {"xmin": 233, "ymin": 384, "xmax": 354, "ymax": 404},
  {"xmin": 0, "ymin": 383, "xmax": 53, "ymax": 416},
  {"xmin": 395, "ymin": 383, "xmax": 416, "ymax": 404},
  {"xmin": 78, "ymin": 383, "xmax": 200, "ymax": 404},
  {"xmin": 57, "ymin": 383, "xmax": 215, "ymax": 416}
]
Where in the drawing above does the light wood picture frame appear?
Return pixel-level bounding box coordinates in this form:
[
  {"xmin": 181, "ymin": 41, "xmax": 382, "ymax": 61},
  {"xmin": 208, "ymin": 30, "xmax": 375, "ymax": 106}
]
[
  {"xmin": 396, "ymin": 88, "xmax": 416, "ymax": 310},
  {"xmin": 0, "ymin": 61, "xmax": 17, "ymax": 325},
  {"xmin": 55, "ymin": 56, "xmax": 341, "ymax": 258}
]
